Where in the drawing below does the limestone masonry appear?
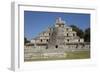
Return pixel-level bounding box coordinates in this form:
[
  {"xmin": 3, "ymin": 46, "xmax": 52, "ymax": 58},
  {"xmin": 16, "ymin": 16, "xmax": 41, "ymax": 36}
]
[{"xmin": 24, "ymin": 17, "xmax": 90, "ymax": 61}]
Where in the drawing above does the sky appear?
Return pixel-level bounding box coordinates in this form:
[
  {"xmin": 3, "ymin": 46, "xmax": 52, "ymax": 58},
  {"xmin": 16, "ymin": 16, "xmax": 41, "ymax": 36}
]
[{"xmin": 24, "ymin": 11, "xmax": 90, "ymax": 40}]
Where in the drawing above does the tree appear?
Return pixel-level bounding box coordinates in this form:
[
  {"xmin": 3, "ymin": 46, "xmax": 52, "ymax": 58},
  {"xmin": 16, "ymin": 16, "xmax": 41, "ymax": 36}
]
[
  {"xmin": 70, "ymin": 25, "xmax": 84, "ymax": 38},
  {"xmin": 24, "ymin": 37, "xmax": 30, "ymax": 45},
  {"xmin": 84, "ymin": 28, "xmax": 90, "ymax": 42}
]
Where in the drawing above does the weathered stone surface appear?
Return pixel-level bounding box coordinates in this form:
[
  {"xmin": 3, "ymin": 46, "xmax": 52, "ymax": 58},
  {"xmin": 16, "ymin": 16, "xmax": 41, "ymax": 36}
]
[{"xmin": 24, "ymin": 17, "xmax": 90, "ymax": 61}]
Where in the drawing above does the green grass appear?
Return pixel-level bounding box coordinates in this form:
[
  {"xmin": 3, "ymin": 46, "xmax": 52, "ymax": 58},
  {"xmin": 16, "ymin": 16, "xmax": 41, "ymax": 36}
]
[
  {"xmin": 65, "ymin": 51, "xmax": 90, "ymax": 59},
  {"xmin": 24, "ymin": 50, "xmax": 90, "ymax": 62}
]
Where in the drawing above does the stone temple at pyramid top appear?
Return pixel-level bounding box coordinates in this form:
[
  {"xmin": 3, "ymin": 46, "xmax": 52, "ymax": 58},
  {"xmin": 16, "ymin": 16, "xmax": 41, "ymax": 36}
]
[
  {"xmin": 56, "ymin": 17, "xmax": 64, "ymax": 23},
  {"xmin": 55, "ymin": 17, "xmax": 65, "ymax": 27}
]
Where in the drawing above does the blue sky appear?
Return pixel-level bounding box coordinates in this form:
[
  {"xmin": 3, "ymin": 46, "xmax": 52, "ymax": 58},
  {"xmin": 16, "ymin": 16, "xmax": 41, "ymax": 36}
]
[{"xmin": 24, "ymin": 11, "xmax": 90, "ymax": 40}]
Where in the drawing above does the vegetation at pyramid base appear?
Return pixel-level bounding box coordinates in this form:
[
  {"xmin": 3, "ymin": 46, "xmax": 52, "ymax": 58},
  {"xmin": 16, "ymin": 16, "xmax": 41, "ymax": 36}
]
[
  {"xmin": 70, "ymin": 25, "xmax": 90, "ymax": 42},
  {"xmin": 24, "ymin": 37, "xmax": 30, "ymax": 45}
]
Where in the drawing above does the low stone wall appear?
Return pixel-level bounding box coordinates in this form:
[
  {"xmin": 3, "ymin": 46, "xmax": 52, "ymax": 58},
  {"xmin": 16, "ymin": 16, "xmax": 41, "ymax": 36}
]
[
  {"xmin": 24, "ymin": 52, "xmax": 66, "ymax": 61},
  {"xmin": 24, "ymin": 44, "xmax": 90, "ymax": 61}
]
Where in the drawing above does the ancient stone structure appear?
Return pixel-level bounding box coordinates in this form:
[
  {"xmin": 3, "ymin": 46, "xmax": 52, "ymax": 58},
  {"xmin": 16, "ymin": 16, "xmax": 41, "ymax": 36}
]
[
  {"xmin": 29, "ymin": 17, "xmax": 89, "ymax": 49},
  {"xmin": 24, "ymin": 17, "xmax": 90, "ymax": 61}
]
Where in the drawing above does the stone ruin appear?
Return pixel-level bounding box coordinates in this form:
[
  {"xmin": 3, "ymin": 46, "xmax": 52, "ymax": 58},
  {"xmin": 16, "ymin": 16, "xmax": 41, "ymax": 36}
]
[{"xmin": 24, "ymin": 17, "xmax": 90, "ymax": 61}]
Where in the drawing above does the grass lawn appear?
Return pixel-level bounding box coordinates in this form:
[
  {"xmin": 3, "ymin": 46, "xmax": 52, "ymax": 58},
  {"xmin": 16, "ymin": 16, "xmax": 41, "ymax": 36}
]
[
  {"xmin": 65, "ymin": 50, "xmax": 90, "ymax": 59},
  {"xmin": 24, "ymin": 50, "xmax": 90, "ymax": 62}
]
